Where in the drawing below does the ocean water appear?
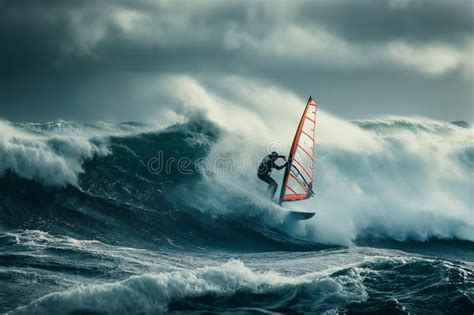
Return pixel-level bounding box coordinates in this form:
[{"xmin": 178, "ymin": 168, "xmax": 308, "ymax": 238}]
[{"xmin": 0, "ymin": 116, "xmax": 473, "ymax": 314}]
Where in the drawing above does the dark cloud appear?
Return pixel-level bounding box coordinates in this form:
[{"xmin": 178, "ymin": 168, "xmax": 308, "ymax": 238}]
[
  {"xmin": 0, "ymin": 0, "xmax": 472, "ymax": 122},
  {"xmin": 298, "ymin": 0, "xmax": 473, "ymax": 44}
]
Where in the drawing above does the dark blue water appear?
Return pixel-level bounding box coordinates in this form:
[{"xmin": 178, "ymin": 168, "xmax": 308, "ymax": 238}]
[{"xmin": 0, "ymin": 118, "xmax": 473, "ymax": 314}]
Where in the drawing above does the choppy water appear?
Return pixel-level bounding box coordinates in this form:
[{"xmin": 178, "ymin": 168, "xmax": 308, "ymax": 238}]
[{"xmin": 0, "ymin": 116, "xmax": 473, "ymax": 314}]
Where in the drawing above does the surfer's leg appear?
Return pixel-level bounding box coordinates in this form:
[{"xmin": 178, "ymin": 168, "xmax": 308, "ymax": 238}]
[
  {"xmin": 258, "ymin": 174, "xmax": 277, "ymax": 199},
  {"xmin": 258, "ymin": 173, "xmax": 272, "ymax": 185},
  {"xmin": 268, "ymin": 178, "xmax": 278, "ymax": 199}
]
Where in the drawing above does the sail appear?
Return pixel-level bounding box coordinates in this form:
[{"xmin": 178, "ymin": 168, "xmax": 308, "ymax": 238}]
[{"xmin": 279, "ymin": 96, "xmax": 317, "ymax": 204}]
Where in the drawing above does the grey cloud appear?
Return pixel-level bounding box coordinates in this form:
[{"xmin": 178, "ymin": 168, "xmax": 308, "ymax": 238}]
[
  {"xmin": 0, "ymin": 0, "xmax": 472, "ymax": 122},
  {"xmin": 296, "ymin": 0, "xmax": 473, "ymax": 44}
]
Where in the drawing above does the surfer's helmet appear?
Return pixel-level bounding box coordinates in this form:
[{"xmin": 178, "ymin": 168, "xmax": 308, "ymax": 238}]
[{"xmin": 270, "ymin": 151, "xmax": 279, "ymax": 158}]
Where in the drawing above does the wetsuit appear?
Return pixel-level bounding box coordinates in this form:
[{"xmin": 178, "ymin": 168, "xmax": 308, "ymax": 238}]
[{"xmin": 258, "ymin": 155, "xmax": 287, "ymax": 199}]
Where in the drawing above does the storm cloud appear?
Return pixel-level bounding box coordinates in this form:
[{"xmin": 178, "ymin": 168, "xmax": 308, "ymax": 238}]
[{"xmin": 0, "ymin": 0, "xmax": 472, "ymax": 122}]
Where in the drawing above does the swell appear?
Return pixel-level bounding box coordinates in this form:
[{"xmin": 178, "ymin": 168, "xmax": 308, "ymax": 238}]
[{"xmin": 1, "ymin": 116, "xmax": 473, "ymax": 248}]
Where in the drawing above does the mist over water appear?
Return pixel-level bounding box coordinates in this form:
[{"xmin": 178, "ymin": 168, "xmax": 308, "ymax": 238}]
[
  {"xmin": 307, "ymin": 116, "xmax": 473, "ymax": 244},
  {"xmin": 171, "ymin": 110, "xmax": 474, "ymax": 245}
]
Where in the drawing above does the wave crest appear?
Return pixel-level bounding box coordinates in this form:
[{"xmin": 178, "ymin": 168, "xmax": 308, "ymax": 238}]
[{"xmin": 12, "ymin": 260, "xmax": 367, "ymax": 314}]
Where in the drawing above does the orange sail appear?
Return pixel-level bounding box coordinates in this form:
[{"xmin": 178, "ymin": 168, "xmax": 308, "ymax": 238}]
[{"xmin": 279, "ymin": 96, "xmax": 317, "ymax": 204}]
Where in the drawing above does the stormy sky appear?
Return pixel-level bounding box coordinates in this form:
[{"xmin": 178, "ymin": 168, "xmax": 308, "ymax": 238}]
[{"xmin": 0, "ymin": 0, "xmax": 473, "ymax": 123}]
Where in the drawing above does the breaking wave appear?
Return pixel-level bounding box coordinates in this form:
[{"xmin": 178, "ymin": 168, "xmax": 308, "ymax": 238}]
[
  {"xmin": 0, "ymin": 114, "xmax": 473, "ymax": 248},
  {"xmin": 11, "ymin": 255, "xmax": 472, "ymax": 314},
  {"xmin": 11, "ymin": 260, "xmax": 366, "ymax": 314}
]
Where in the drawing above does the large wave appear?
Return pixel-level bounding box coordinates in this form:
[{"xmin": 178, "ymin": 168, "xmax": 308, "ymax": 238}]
[
  {"xmin": 11, "ymin": 254, "xmax": 472, "ymax": 314},
  {"xmin": 9, "ymin": 259, "xmax": 367, "ymax": 314},
  {"xmin": 0, "ymin": 112, "xmax": 472, "ymax": 247},
  {"xmin": 0, "ymin": 120, "xmax": 156, "ymax": 186},
  {"xmin": 0, "ymin": 117, "xmax": 317, "ymax": 251}
]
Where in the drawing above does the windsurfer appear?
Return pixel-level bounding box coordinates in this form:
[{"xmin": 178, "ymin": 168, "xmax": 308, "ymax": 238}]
[{"xmin": 257, "ymin": 151, "xmax": 287, "ymax": 199}]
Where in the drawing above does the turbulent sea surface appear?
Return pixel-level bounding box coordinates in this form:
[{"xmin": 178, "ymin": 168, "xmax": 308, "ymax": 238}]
[{"xmin": 0, "ymin": 116, "xmax": 473, "ymax": 314}]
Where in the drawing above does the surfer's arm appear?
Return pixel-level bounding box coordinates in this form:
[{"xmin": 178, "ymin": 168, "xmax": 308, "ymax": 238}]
[{"xmin": 274, "ymin": 161, "xmax": 287, "ymax": 170}]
